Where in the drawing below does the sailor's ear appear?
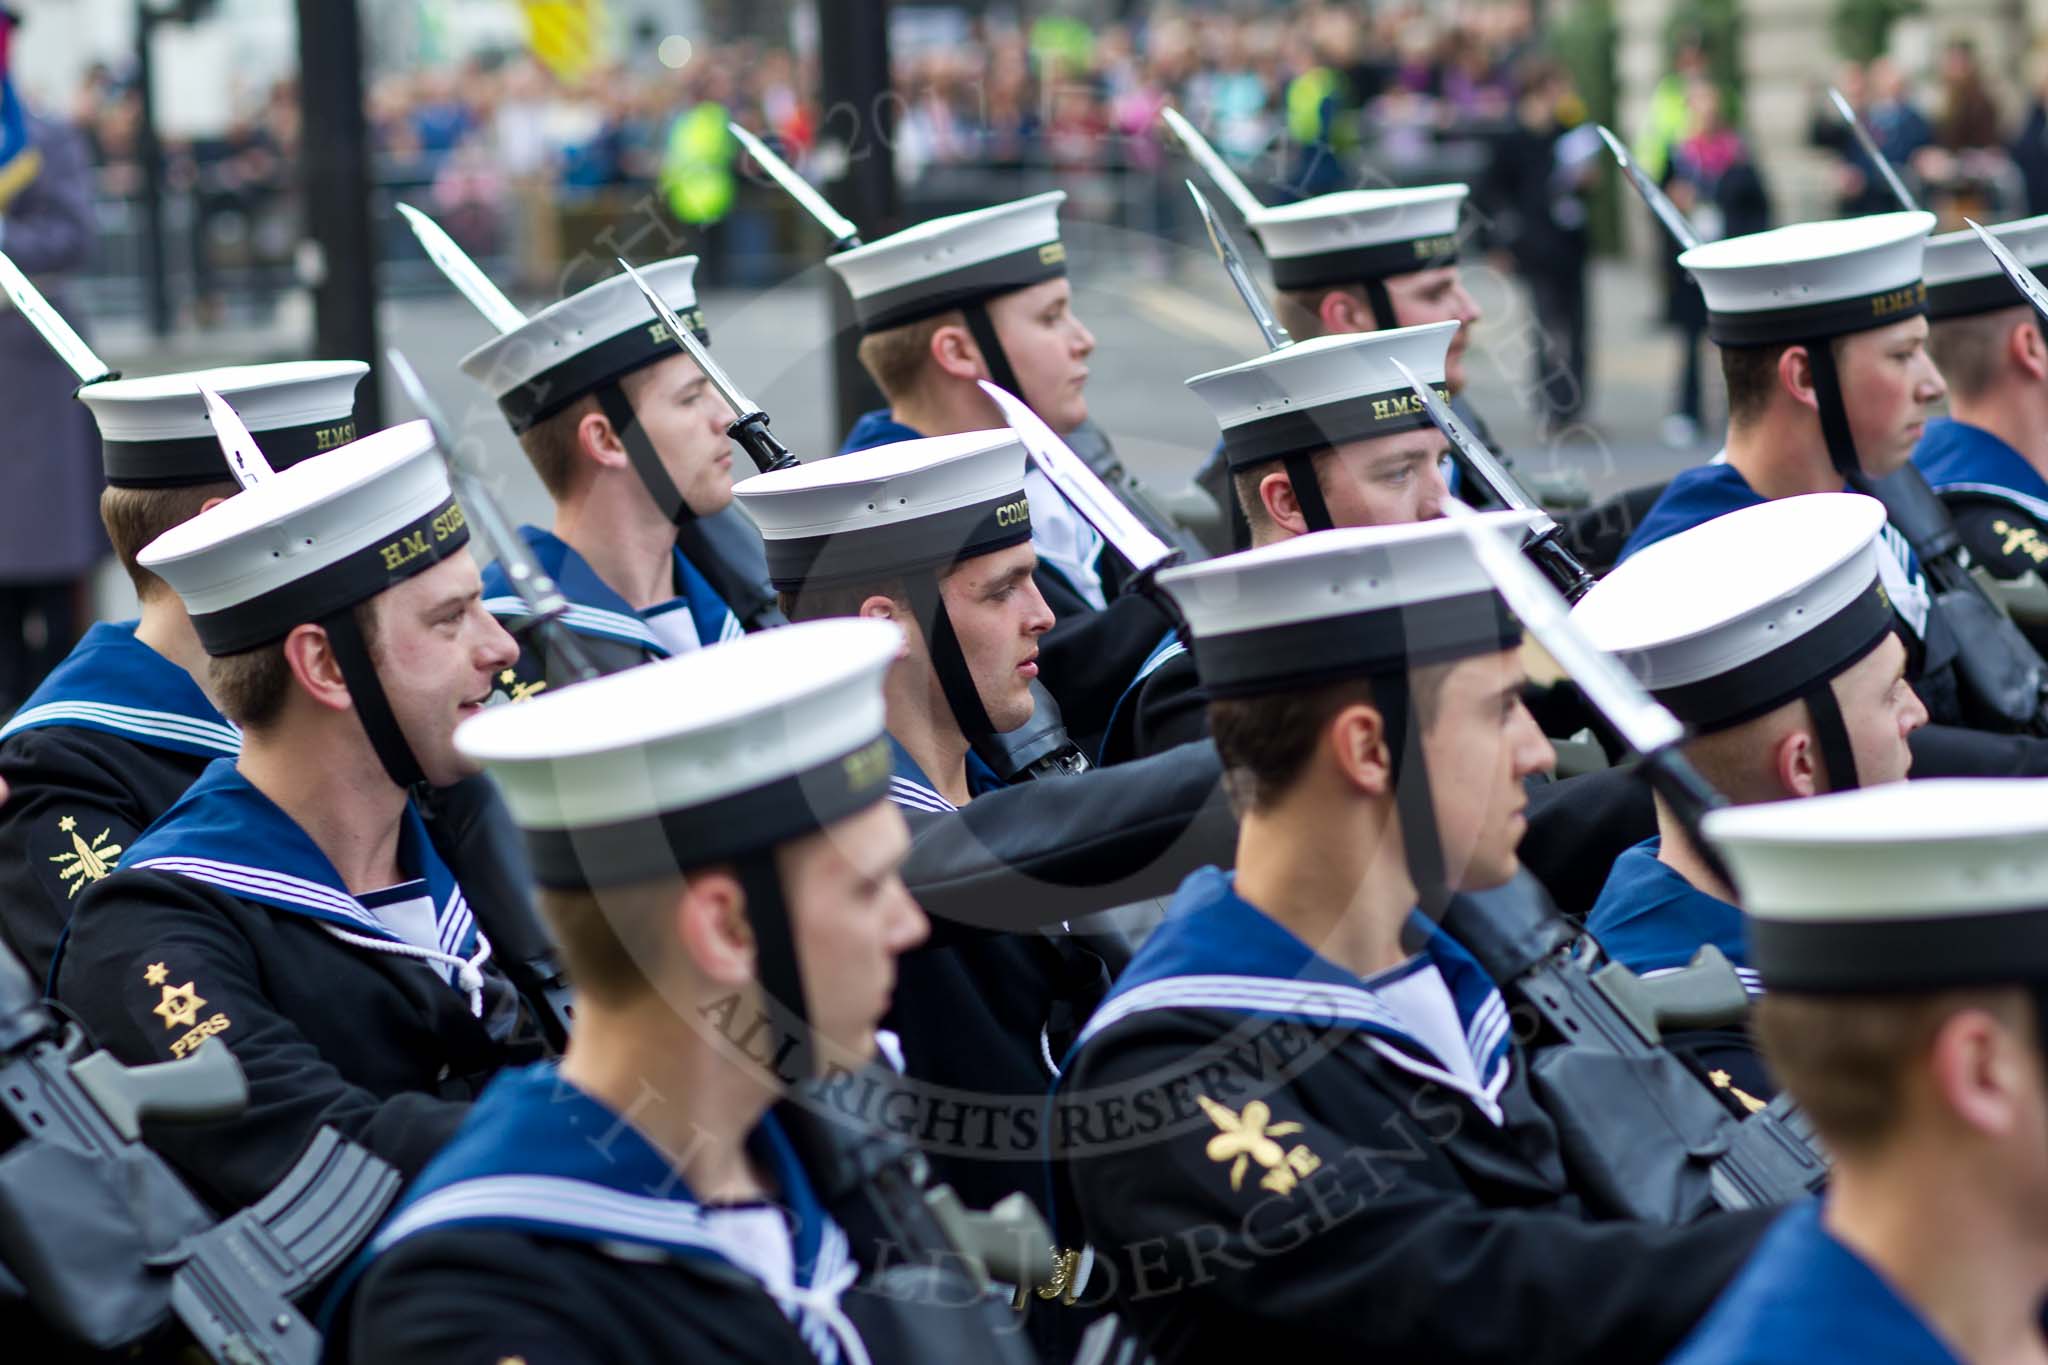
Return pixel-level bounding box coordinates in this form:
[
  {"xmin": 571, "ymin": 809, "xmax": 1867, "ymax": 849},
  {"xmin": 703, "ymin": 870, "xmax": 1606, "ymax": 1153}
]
[
  {"xmin": 574, "ymin": 404, "xmax": 630, "ymax": 473},
  {"xmin": 1259, "ymin": 468, "xmax": 1310, "ymax": 538},
  {"xmin": 1775, "ymin": 725, "xmax": 1822, "ymax": 799},
  {"xmin": 1321, "ymin": 286, "xmax": 1373, "ymax": 333},
  {"xmin": 1779, "ymin": 343, "xmax": 1818, "ymax": 412},
  {"xmin": 1326, "ymin": 701, "xmax": 1393, "ymax": 799},
  {"xmin": 929, "ymin": 320, "xmax": 984, "ymax": 383},
  {"xmin": 2012, "ymin": 316, "xmax": 2048, "ymax": 383},
  {"xmin": 283, "ymin": 620, "xmax": 354, "ymax": 715},
  {"xmin": 675, "ymin": 867, "xmax": 754, "ymax": 988}
]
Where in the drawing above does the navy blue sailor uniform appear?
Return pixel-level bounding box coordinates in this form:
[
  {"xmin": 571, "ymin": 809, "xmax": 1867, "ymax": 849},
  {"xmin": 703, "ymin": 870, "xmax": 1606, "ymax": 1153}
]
[
  {"xmin": 51, "ymin": 762, "xmax": 544, "ymax": 1214},
  {"xmin": 0, "ymin": 621, "xmax": 239, "ymax": 981},
  {"xmin": 1054, "ymin": 867, "xmax": 1770, "ymax": 1364},
  {"xmin": 1915, "ymin": 415, "xmax": 2048, "ymax": 608},
  {"xmin": 334, "ymin": 1063, "xmax": 868, "ymax": 1365},
  {"xmin": 1667, "ymin": 1199, "xmax": 1960, "ymax": 1365},
  {"xmin": 479, "ymin": 524, "xmax": 743, "ymax": 698},
  {"xmin": 1585, "ymin": 838, "xmax": 1775, "ymax": 1101}
]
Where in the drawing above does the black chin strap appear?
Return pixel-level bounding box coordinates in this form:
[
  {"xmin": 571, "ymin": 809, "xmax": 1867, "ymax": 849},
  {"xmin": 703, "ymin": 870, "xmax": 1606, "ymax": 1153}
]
[
  {"xmin": 734, "ymin": 851, "xmax": 813, "ymax": 1084},
  {"xmin": 595, "ymin": 382, "xmax": 697, "ymax": 527},
  {"xmin": 962, "ymin": 301, "xmax": 1023, "ymax": 401},
  {"xmin": 1282, "ymin": 453, "xmax": 1337, "ymax": 533},
  {"xmin": 902, "ymin": 572, "xmax": 999, "ymax": 749},
  {"xmin": 1803, "ymin": 338, "xmax": 1864, "ymax": 485},
  {"xmin": 1360, "ymin": 277, "xmax": 1396, "ymax": 335},
  {"xmin": 319, "ymin": 606, "xmax": 427, "ymax": 792},
  {"xmin": 1374, "ymin": 668, "xmax": 1452, "ymax": 921},
  {"xmin": 1804, "ymin": 676, "xmax": 1861, "ymax": 794}
]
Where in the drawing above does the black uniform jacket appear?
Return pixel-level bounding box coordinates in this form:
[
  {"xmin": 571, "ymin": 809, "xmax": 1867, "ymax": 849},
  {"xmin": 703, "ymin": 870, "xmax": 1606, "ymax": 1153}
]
[
  {"xmin": 52, "ymin": 761, "xmax": 543, "ymax": 1214},
  {"xmin": 339, "ymin": 1065, "xmax": 873, "ymax": 1365},
  {"xmin": 1058, "ymin": 869, "xmax": 1771, "ymax": 1364},
  {"xmin": 0, "ymin": 621, "xmax": 236, "ymax": 981}
]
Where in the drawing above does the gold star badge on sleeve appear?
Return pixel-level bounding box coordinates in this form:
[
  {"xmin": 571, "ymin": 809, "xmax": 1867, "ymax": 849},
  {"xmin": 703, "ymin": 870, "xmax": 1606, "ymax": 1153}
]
[{"xmin": 152, "ymin": 980, "xmax": 207, "ymax": 1032}]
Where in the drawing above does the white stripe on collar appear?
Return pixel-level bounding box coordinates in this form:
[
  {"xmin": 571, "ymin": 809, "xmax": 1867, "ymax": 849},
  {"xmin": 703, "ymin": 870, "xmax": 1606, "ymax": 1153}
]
[
  {"xmin": 0, "ymin": 700, "xmax": 242, "ymax": 754},
  {"xmin": 375, "ymin": 1175, "xmax": 864, "ymax": 1365},
  {"xmin": 886, "ymin": 777, "xmax": 957, "ymax": 814},
  {"xmin": 1134, "ymin": 639, "xmax": 1187, "ymax": 686},
  {"xmin": 1076, "ymin": 972, "xmax": 1511, "ymax": 1125},
  {"xmin": 134, "ymin": 855, "xmax": 383, "ymax": 930},
  {"xmin": 1930, "ymin": 479, "xmax": 2048, "ymax": 526},
  {"xmin": 483, "ymin": 597, "xmax": 665, "ymax": 652}
]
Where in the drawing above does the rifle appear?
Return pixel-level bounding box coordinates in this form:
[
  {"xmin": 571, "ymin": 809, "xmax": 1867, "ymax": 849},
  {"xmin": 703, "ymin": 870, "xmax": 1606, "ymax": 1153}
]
[
  {"xmin": 388, "ymin": 350, "xmax": 584, "ymax": 1051},
  {"xmin": 1438, "ymin": 505, "xmax": 1829, "ymax": 1220},
  {"xmin": 0, "ymin": 937, "xmax": 398, "ymax": 1361}
]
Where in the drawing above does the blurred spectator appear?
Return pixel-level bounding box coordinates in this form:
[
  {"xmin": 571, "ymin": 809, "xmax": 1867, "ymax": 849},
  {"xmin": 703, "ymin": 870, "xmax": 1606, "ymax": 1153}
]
[
  {"xmin": 1664, "ymin": 78, "xmax": 1769, "ymax": 445},
  {"xmin": 2012, "ymin": 46, "xmax": 2048, "ymax": 216},
  {"xmin": 1487, "ymin": 56, "xmax": 1601, "ymax": 435}
]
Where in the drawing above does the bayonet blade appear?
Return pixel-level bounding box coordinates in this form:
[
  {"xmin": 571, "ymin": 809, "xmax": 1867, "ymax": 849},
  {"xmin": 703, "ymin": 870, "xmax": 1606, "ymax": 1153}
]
[
  {"xmin": 0, "ymin": 248, "xmax": 111, "ymax": 383},
  {"xmin": 1595, "ymin": 124, "xmax": 1701, "ymax": 253},
  {"xmin": 1964, "ymin": 217, "xmax": 2048, "ymax": 326},
  {"xmin": 1388, "ymin": 356, "xmax": 1546, "ymax": 522},
  {"xmin": 979, "ymin": 379, "xmax": 1176, "ymax": 577},
  {"xmin": 1160, "ymin": 106, "xmax": 1267, "ymax": 223},
  {"xmin": 728, "ymin": 122, "xmax": 862, "ymax": 248},
  {"xmin": 396, "ymin": 202, "xmax": 528, "ymax": 334},
  {"xmin": 1443, "ymin": 498, "xmax": 1685, "ymax": 755},
  {"xmin": 1187, "ymin": 180, "xmax": 1291, "ymax": 350},
  {"xmin": 1828, "ymin": 87, "xmax": 1920, "ymax": 212},
  {"xmin": 615, "ymin": 256, "xmax": 759, "ymax": 420},
  {"xmin": 197, "ymin": 386, "xmax": 275, "ymax": 489}
]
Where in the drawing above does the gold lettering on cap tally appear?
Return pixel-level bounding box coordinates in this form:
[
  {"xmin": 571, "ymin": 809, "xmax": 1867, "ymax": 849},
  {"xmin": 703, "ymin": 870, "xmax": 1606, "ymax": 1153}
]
[
  {"xmin": 1038, "ymin": 242, "xmax": 1067, "ymax": 266},
  {"xmin": 994, "ymin": 496, "xmax": 1031, "ymax": 528},
  {"xmin": 313, "ymin": 420, "xmax": 358, "ymax": 453},
  {"xmin": 1871, "ymin": 282, "xmax": 1927, "ymax": 317},
  {"xmin": 1411, "ymin": 234, "xmax": 1458, "ymax": 259},
  {"xmin": 379, "ymin": 503, "xmax": 468, "ymax": 571},
  {"xmin": 842, "ymin": 737, "xmax": 892, "ymax": 791}
]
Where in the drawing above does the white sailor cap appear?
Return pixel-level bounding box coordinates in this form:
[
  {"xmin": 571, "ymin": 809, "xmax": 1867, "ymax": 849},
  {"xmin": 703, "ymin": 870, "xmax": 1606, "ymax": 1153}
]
[
  {"xmin": 1705, "ymin": 779, "xmax": 2048, "ymax": 993},
  {"xmin": 1187, "ymin": 321, "xmax": 1457, "ymax": 473},
  {"xmin": 1921, "ymin": 212, "xmax": 2048, "ymax": 320},
  {"xmin": 137, "ymin": 420, "xmax": 469, "ymax": 657},
  {"xmin": 733, "ymin": 430, "xmax": 1033, "ymax": 590},
  {"xmin": 78, "ymin": 360, "xmax": 366, "ymax": 489},
  {"xmin": 826, "ymin": 191, "xmax": 1068, "ymax": 334},
  {"xmin": 1677, "ymin": 211, "xmax": 1936, "ymax": 347},
  {"xmin": 455, "ymin": 619, "xmax": 902, "ymax": 888},
  {"xmin": 1571, "ymin": 494, "xmax": 1893, "ymax": 733},
  {"xmin": 1154, "ymin": 511, "xmax": 1533, "ymax": 697},
  {"xmin": 459, "ymin": 256, "xmax": 706, "ymax": 433},
  {"xmin": 1245, "ymin": 184, "xmax": 1467, "ymax": 292}
]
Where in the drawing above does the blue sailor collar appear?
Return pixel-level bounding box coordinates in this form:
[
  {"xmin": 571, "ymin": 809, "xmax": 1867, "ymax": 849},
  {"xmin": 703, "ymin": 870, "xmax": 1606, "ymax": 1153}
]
[
  {"xmin": 1914, "ymin": 416, "xmax": 2048, "ymax": 524},
  {"xmin": 1072, "ymin": 867, "xmax": 1514, "ymax": 1122},
  {"xmin": 480, "ymin": 525, "xmax": 742, "ymax": 657},
  {"xmin": 123, "ymin": 759, "xmax": 476, "ymax": 956},
  {"xmin": 882, "ymin": 732, "xmax": 1005, "ymax": 814},
  {"xmin": 1623, "ymin": 460, "xmax": 1931, "ymax": 639},
  {"xmin": 1669, "ymin": 1201, "xmax": 1959, "ymax": 1365},
  {"xmin": 840, "ymin": 407, "xmax": 925, "ymax": 453},
  {"xmin": 1096, "ymin": 626, "xmax": 1187, "ymax": 765},
  {"xmin": 1586, "ymin": 838, "xmax": 1760, "ymax": 996},
  {"xmin": 350, "ymin": 1063, "xmax": 858, "ymax": 1361},
  {"xmin": 0, "ymin": 621, "xmax": 240, "ymax": 758}
]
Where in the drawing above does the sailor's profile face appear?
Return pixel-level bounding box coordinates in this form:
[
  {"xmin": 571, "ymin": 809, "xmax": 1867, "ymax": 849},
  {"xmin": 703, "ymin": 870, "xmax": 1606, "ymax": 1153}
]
[
  {"xmin": 986, "ymin": 277, "xmax": 1095, "ymax": 436},
  {"xmin": 1417, "ymin": 647, "xmax": 1554, "ymax": 892},
  {"xmin": 936, "ymin": 541, "xmax": 1056, "ymax": 735},
  {"xmin": 1828, "ymin": 631, "xmax": 1927, "ymax": 789},
  {"xmin": 1315, "ymin": 429, "xmax": 1453, "ymax": 529},
  {"xmin": 620, "ymin": 351, "xmax": 740, "ymax": 518},
  {"xmin": 1381, "ymin": 266, "xmax": 1482, "ymax": 392},
  {"xmin": 366, "ymin": 550, "xmax": 520, "ymax": 788},
  {"xmin": 781, "ymin": 801, "xmax": 927, "ymax": 1069},
  {"xmin": 1838, "ymin": 316, "xmax": 1946, "ymax": 478}
]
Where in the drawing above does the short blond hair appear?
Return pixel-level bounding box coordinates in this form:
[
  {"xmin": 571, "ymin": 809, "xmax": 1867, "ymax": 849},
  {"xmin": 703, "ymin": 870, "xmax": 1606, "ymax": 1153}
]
[
  {"xmin": 100, "ymin": 481, "xmax": 238, "ymax": 600},
  {"xmin": 855, "ymin": 311, "xmax": 960, "ymax": 403},
  {"xmin": 515, "ymin": 394, "xmax": 601, "ymax": 499}
]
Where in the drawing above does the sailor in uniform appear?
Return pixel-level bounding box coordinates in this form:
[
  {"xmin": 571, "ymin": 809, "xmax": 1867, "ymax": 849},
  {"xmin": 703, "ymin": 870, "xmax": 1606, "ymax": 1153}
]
[
  {"xmin": 733, "ymin": 430, "xmax": 1237, "ymax": 1354},
  {"xmin": 1670, "ymin": 780, "xmax": 2048, "ymax": 1365},
  {"xmin": 1912, "ymin": 214, "xmax": 2048, "ymax": 606},
  {"xmin": 1056, "ymin": 519, "xmax": 1770, "ymax": 1363},
  {"xmin": 826, "ymin": 192, "xmax": 1169, "ymax": 754},
  {"xmin": 1575, "ymin": 494, "xmax": 1927, "ymax": 1092},
  {"xmin": 52, "ymin": 418, "xmax": 545, "ymax": 1217},
  {"xmin": 1187, "ymin": 182, "xmax": 1493, "ymax": 547},
  {"xmin": 1098, "ymin": 320, "xmax": 1458, "ymax": 766},
  {"xmin": 0, "ymin": 361, "xmax": 365, "ymax": 981},
  {"xmin": 458, "ymin": 256, "xmax": 747, "ymax": 695},
  {"xmin": 338, "ymin": 620, "xmax": 951, "ymax": 1365}
]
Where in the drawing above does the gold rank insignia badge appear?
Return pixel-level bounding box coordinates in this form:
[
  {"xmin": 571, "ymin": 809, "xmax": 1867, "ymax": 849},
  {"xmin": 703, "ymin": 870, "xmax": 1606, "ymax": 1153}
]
[
  {"xmin": 153, "ymin": 979, "xmax": 207, "ymax": 1031},
  {"xmin": 494, "ymin": 668, "xmax": 547, "ymax": 703},
  {"xmin": 48, "ymin": 815, "xmax": 122, "ymax": 897},
  {"xmin": 1197, "ymin": 1094, "xmax": 1323, "ymax": 1195}
]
